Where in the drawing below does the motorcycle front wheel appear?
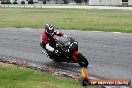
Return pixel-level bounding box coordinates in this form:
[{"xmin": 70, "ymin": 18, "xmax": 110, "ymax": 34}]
[{"xmin": 76, "ymin": 53, "xmax": 88, "ymax": 67}]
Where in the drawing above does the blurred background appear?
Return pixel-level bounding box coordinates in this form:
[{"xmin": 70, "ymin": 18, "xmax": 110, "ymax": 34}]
[{"xmin": 0, "ymin": 0, "xmax": 131, "ymax": 7}]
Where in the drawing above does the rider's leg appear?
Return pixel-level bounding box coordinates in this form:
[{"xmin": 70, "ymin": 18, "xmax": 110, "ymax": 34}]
[{"xmin": 40, "ymin": 41, "xmax": 54, "ymax": 59}]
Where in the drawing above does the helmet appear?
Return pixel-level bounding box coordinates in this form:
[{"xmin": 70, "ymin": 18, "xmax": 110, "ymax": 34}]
[{"xmin": 45, "ymin": 24, "xmax": 54, "ymax": 36}]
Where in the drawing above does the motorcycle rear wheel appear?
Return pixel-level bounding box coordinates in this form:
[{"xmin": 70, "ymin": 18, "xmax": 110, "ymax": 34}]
[{"xmin": 76, "ymin": 53, "xmax": 88, "ymax": 67}]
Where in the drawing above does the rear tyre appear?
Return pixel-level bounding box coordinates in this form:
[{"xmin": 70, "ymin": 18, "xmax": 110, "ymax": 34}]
[{"xmin": 76, "ymin": 53, "xmax": 88, "ymax": 67}]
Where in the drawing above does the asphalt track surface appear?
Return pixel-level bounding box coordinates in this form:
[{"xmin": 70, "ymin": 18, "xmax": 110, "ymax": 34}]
[{"xmin": 0, "ymin": 28, "xmax": 132, "ymax": 80}]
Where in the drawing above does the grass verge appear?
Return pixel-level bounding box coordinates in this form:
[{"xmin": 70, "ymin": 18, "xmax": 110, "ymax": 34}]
[
  {"xmin": 0, "ymin": 64, "xmax": 95, "ymax": 88},
  {"xmin": 0, "ymin": 8, "xmax": 132, "ymax": 33}
]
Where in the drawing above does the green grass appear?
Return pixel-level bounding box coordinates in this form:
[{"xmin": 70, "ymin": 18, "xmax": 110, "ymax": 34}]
[
  {"xmin": 0, "ymin": 8, "xmax": 132, "ymax": 32},
  {"xmin": 0, "ymin": 66, "xmax": 95, "ymax": 88}
]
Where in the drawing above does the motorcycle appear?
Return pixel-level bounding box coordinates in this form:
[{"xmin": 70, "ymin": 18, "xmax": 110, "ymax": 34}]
[{"xmin": 43, "ymin": 35, "xmax": 89, "ymax": 67}]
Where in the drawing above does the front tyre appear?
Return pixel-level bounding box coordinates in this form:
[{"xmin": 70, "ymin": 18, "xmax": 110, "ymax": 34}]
[{"xmin": 76, "ymin": 53, "xmax": 88, "ymax": 67}]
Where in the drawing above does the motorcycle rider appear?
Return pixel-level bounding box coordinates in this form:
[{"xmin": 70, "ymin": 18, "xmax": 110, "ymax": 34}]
[{"xmin": 40, "ymin": 24, "xmax": 64, "ymax": 58}]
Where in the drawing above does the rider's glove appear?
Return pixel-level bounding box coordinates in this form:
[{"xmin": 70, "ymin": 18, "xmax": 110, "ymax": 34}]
[{"xmin": 63, "ymin": 34, "xmax": 68, "ymax": 38}]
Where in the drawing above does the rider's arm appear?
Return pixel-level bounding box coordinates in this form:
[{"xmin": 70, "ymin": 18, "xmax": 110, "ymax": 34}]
[
  {"xmin": 55, "ymin": 30, "xmax": 64, "ymax": 36},
  {"xmin": 41, "ymin": 32, "xmax": 48, "ymax": 44},
  {"xmin": 42, "ymin": 33, "xmax": 54, "ymax": 52}
]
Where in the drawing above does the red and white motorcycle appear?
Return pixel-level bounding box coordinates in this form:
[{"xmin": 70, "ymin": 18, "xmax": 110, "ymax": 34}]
[{"xmin": 43, "ymin": 35, "xmax": 89, "ymax": 67}]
